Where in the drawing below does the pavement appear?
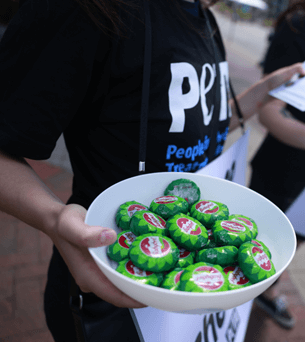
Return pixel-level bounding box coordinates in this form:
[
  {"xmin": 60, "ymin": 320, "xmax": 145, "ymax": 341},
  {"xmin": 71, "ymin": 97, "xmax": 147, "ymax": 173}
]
[{"xmin": 1, "ymin": 6, "xmax": 305, "ymax": 342}]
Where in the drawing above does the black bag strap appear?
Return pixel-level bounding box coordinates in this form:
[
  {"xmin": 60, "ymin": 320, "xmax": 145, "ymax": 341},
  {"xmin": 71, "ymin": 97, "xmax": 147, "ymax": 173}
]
[
  {"xmin": 202, "ymin": 9, "xmax": 245, "ymax": 134},
  {"xmin": 70, "ymin": 277, "xmax": 87, "ymax": 342},
  {"xmin": 138, "ymin": 0, "xmax": 152, "ymax": 174},
  {"xmin": 229, "ymin": 79, "xmax": 245, "ymax": 133},
  {"xmin": 202, "ymin": 9, "xmax": 223, "ymax": 162},
  {"xmin": 137, "ymin": 3, "xmax": 245, "ymax": 173},
  {"xmin": 70, "ymin": 2, "xmax": 152, "ymax": 339}
]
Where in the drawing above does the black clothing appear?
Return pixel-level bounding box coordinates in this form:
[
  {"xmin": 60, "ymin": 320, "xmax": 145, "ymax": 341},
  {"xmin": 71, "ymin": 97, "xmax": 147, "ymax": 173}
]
[
  {"xmin": 45, "ymin": 246, "xmax": 141, "ymax": 342},
  {"xmin": 0, "ymin": 0, "xmax": 231, "ymax": 340},
  {"xmin": 263, "ymin": 13, "xmax": 305, "ymax": 121},
  {"xmin": 250, "ymin": 135, "xmax": 305, "ymax": 212},
  {"xmin": 250, "ymin": 13, "xmax": 305, "ymax": 240},
  {"xmin": 0, "ymin": 0, "xmax": 230, "ymax": 209}
]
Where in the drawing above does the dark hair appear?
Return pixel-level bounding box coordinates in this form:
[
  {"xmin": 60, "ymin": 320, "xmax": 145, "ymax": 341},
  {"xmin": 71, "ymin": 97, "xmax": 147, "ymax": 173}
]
[
  {"xmin": 75, "ymin": 0, "xmax": 220, "ymax": 35},
  {"xmin": 275, "ymin": 0, "xmax": 305, "ymax": 33},
  {"xmin": 0, "ymin": 0, "xmax": 19, "ymax": 25}
]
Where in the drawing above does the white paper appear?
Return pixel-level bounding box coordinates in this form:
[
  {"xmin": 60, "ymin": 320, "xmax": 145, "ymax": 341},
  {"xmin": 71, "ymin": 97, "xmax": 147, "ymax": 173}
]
[
  {"xmin": 197, "ymin": 129, "xmax": 249, "ymax": 187},
  {"xmin": 269, "ymin": 62, "xmax": 305, "ymax": 111},
  {"xmin": 131, "ymin": 300, "xmax": 253, "ymax": 342}
]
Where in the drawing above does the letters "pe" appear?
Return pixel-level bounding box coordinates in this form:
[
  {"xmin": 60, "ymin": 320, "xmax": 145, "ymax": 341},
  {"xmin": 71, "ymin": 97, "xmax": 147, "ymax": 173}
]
[{"xmin": 168, "ymin": 61, "xmax": 231, "ymax": 133}]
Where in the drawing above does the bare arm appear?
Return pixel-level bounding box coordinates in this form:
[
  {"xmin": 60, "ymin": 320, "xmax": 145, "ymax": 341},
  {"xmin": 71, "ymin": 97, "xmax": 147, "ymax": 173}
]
[
  {"xmin": 228, "ymin": 63, "xmax": 305, "ymax": 132},
  {"xmin": 258, "ymin": 98, "xmax": 305, "ymax": 150},
  {"xmin": 0, "ymin": 149, "xmax": 145, "ymax": 308},
  {"xmin": 0, "ymin": 150, "xmax": 63, "ymax": 233}
]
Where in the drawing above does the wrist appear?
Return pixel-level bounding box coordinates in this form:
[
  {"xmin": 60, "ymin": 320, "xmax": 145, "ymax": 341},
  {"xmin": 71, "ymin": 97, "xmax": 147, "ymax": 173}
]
[
  {"xmin": 256, "ymin": 78, "xmax": 270, "ymax": 110},
  {"xmin": 42, "ymin": 200, "xmax": 66, "ymax": 239}
]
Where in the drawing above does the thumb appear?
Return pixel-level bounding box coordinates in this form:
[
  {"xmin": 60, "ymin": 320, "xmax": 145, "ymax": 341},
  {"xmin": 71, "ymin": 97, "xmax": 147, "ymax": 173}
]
[
  {"xmin": 282, "ymin": 62, "xmax": 305, "ymax": 80},
  {"xmin": 82, "ymin": 225, "xmax": 118, "ymax": 248},
  {"xmin": 57, "ymin": 203, "xmax": 117, "ymax": 248},
  {"xmin": 267, "ymin": 62, "xmax": 305, "ymax": 93},
  {"xmin": 287, "ymin": 63, "xmax": 305, "ymax": 77},
  {"xmin": 291, "ymin": 62, "xmax": 305, "ymax": 76}
]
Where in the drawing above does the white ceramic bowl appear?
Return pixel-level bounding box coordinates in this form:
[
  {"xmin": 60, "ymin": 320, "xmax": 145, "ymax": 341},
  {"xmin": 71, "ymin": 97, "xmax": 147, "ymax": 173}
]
[{"xmin": 86, "ymin": 172, "xmax": 296, "ymax": 314}]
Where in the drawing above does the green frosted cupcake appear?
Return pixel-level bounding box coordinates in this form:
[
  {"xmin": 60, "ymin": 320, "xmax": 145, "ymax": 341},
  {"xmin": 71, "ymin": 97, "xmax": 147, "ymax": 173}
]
[
  {"xmin": 130, "ymin": 210, "xmax": 168, "ymax": 236},
  {"xmin": 176, "ymin": 245, "xmax": 196, "ymax": 268},
  {"xmin": 250, "ymin": 239, "xmax": 272, "ymax": 259},
  {"xmin": 213, "ymin": 220, "xmax": 252, "ymax": 248},
  {"xmin": 190, "ymin": 200, "xmax": 229, "ymax": 228},
  {"xmin": 107, "ymin": 230, "xmax": 137, "ymax": 262},
  {"xmin": 115, "ymin": 201, "xmax": 148, "ymax": 230},
  {"xmin": 238, "ymin": 242, "xmax": 276, "ymax": 284},
  {"xmin": 149, "ymin": 195, "xmax": 188, "ymax": 220},
  {"xmin": 228, "ymin": 214, "xmax": 258, "ymax": 239},
  {"xmin": 116, "ymin": 259, "xmax": 164, "ymax": 286},
  {"xmin": 223, "ymin": 265, "xmax": 252, "ymax": 290},
  {"xmin": 164, "ymin": 179, "xmax": 201, "ymax": 209},
  {"xmin": 179, "ymin": 262, "xmax": 229, "ymax": 293},
  {"xmin": 196, "ymin": 246, "xmax": 238, "ymax": 267},
  {"xmin": 160, "ymin": 267, "xmax": 184, "ymax": 291},
  {"xmin": 167, "ymin": 213, "xmax": 209, "ymax": 251},
  {"xmin": 129, "ymin": 234, "xmax": 179, "ymax": 273}
]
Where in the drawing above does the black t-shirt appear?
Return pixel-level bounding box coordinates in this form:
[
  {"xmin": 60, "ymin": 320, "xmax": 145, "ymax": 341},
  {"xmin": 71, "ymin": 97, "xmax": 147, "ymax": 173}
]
[
  {"xmin": 263, "ymin": 13, "xmax": 305, "ymax": 122},
  {"xmin": 251, "ymin": 13, "xmax": 305, "ymax": 195},
  {"xmin": 0, "ymin": 0, "xmax": 231, "ymax": 208}
]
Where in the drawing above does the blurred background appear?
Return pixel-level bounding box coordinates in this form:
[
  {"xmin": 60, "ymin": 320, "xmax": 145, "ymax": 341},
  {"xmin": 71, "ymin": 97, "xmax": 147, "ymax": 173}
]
[{"xmin": 1, "ymin": 1, "xmax": 305, "ymax": 341}]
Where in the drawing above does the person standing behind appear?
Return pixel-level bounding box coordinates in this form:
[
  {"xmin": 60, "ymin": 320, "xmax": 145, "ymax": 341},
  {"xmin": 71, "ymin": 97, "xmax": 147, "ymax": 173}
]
[{"xmin": 249, "ymin": 0, "xmax": 305, "ymax": 330}]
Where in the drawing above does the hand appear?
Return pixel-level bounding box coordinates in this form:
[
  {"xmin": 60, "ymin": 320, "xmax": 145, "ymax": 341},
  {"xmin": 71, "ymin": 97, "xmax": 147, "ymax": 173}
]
[
  {"xmin": 265, "ymin": 62, "xmax": 305, "ymax": 93},
  {"xmin": 49, "ymin": 203, "xmax": 147, "ymax": 308},
  {"xmin": 229, "ymin": 62, "xmax": 305, "ymax": 132}
]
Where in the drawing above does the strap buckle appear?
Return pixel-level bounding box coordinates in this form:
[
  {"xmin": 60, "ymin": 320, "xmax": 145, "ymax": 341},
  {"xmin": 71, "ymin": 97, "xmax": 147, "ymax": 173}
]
[
  {"xmin": 69, "ymin": 294, "xmax": 83, "ymax": 312},
  {"xmin": 139, "ymin": 161, "xmax": 145, "ymax": 172}
]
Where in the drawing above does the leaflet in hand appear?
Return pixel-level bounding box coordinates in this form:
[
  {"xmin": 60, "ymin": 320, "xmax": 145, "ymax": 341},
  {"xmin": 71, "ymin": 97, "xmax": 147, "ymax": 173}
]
[{"xmin": 269, "ymin": 62, "xmax": 305, "ymax": 112}]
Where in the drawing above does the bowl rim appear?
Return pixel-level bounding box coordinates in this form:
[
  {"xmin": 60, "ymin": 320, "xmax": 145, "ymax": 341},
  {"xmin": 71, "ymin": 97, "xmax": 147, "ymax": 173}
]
[{"xmin": 86, "ymin": 172, "xmax": 297, "ymax": 300}]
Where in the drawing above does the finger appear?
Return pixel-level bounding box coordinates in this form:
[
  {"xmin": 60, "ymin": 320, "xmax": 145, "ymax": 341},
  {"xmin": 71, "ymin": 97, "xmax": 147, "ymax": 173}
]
[
  {"xmin": 55, "ymin": 205, "xmax": 146, "ymax": 308},
  {"xmin": 77, "ymin": 225, "xmax": 117, "ymax": 248},
  {"xmin": 63, "ymin": 244, "xmax": 146, "ymax": 308},
  {"xmin": 85, "ymin": 264, "xmax": 147, "ymax": 308},
  {"xmin": 294, "ymin": 62, "xmax": 305, "ymax": 76},
  {"xmin": 285, "ymin": 62, "xmax": 305, "ymax": 78},
  {"xmin": 58, "ymin": 204, "xmax": 117, "ymax": 247}
]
